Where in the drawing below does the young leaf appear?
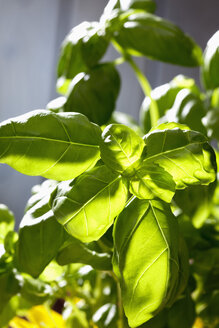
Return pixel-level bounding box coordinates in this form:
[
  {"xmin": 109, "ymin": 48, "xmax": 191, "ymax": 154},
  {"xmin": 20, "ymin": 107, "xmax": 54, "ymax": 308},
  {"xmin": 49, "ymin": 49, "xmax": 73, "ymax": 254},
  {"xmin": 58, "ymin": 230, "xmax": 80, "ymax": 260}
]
[
  {"xmin": 56, "ymin": 236, "xmax": 112, "ymax": 271},
  {"xmin": 64, "ymin": 63, "xmax": 120, "ymax": 125},
  {"xmin": 50, "ymin": 165, "xmax": 128, "ymax": 243},
  {"xmin": 100, "ymin": 124, "xmax": 145, "ymax": 175},
  {"xmin": 201, "ymin": 30, "xmax": 219, "ymax": 90},
  {"xmin": 143, "ymin": 127, "xmax": 216, "ymax": 190},
  {"xmin": 113, "ymin": 12, "xmax": 203, "ymax": 66},
  {"xmin": 0, "ymin": 110, "xmax": 101, "ymax": 180},
  {"xmin": 0, "ymin": 204, "xmax": 15, "ymax": 243},
  {"xmin": 15, "ymin": 181, "xmax": 67, "ymax": 278},
  {"xmin": 113, "ymin": 197, "xmax": 179, "ymax": 327},
  {"xmin": 57, "ymin": 22, "xmax": 109, "ymax": 80},
  {"xmin": 129, "ymin": 162, "xmax": 176, "ymax": 202}
]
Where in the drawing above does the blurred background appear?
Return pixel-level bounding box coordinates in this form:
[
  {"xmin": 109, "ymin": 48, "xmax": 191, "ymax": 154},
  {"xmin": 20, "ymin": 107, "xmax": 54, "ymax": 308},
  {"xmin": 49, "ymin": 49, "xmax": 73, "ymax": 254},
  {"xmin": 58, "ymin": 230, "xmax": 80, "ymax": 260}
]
[{"xmin": 0, "ymin": 0, "xmax": 219, "ymax": 226}]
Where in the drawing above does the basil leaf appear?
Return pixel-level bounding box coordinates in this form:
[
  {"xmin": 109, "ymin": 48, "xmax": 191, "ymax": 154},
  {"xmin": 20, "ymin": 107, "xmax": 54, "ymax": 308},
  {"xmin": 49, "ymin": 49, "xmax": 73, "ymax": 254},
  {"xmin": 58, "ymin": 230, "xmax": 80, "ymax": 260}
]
[
  {"xmin": 56, "ymin": 236, "xmax": 112, "ymax": 271},
  {"xmin": 167, "ymin": 293, "xmax": 195, "ymax": 328},
  {"xmin": 15, "ymin": 181, "xmax": 67, "ymax": 278},
  {"xmin": 113, "ymin": 12, "xmax": 202, "ymax": 66},
  {"xmin": 203, "ymin": 107, "xmax": 219, "ymax": 141},
  {"xmin": 174, "ymin": 182, "xmax": 216, "ymax": 228},
  {"xmin": 100, "ymin": 124, "xmax": 145, "ymax": 175},
  {"xmin": 57, "ymin": 22, "xmax": 109, "ymax": 80},
  {"xmin": 143, "ymin": 127, "xmax": 216, "ymax": 189},
  {"xmin": 0, "ymin": 269, "xmax": 22, "ymax": 313},
  {"xmin": 50, "ymin": 165, "xmax": 128, "ymax": 242},
  {"xmin": 21, "ymin": 277, "xmax": 52, "ymax": 305},
  {"xmin": 0, "ymin": 205, "xmax": 14, "ymax": 243},
  {"xmin": 0, "ymin": 110, "xmax": 101, "ymax": 180},
  {"xmin": 129, "ymin": 162, "xmax": 176, "ymax": 202},
  {"xmin": 140, "ymin": 75, "xmax": 200, "ymax": 133},
  {"xmin": 164, "ymin": 89, "xmax": 206, "ymax": 134},
  {"xmin": 201, "ymin": 31, "xmax": 219, "ymax": 90},
  {"xmin": 64, "ymin": 63, "xmax": 120, "ymax": 125},
  {"xmin": 113, "ymin": 197, "xmax": 179, "ymax": 326}
]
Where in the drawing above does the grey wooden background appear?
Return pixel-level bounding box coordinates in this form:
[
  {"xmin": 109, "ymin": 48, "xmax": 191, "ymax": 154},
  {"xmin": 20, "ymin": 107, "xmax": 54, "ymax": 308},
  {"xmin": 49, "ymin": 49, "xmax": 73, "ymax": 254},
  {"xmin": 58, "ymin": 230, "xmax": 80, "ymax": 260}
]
[{"xmin": 0, "ymin": 0, "xmax": 218, "ymax": 226}]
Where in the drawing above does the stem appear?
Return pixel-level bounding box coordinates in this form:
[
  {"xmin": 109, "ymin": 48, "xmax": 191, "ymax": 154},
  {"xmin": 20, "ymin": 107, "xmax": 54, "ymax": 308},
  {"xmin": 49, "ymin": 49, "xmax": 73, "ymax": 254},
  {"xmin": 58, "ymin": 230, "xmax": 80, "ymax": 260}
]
[
  {"xmin": 109, "ymin": 271, "xmax": 125, "ymax": 328},
  {"xmin": 126, "ymin": 56, "xmax": 160, "ymax": 128},
  {"xmin": 117, "ymin": 281, "xmax": 124, "ymax": 328}
]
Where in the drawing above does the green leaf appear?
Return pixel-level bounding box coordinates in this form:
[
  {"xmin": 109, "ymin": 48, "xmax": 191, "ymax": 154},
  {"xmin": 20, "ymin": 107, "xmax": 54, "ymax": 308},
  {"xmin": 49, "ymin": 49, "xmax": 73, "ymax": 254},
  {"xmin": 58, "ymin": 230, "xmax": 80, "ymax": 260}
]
[
  {"xmin": 113, "ymin": 12, "xmax": 203, "ymax": 66},
  {"xmin": 56, "ymin": 236, "xmax": 112, "ymax": 271},
  {"xmin": 167, "ymin": 293, "xmax": 195, "ymax": 328},
  {"xmin": 100, "ymin": 124, "xmax": 145, "ymax": 175},
  {"xmin": 15, "ymin": 180, "xmax": 67, "ymax": 278},
  {"xmin": 50, "ymin": 165, "xmax": 128, "ymax": 242},
  {"xmin": 140, "ymin": 75, "xmax": 200, "ymax": 133},
  {"xmin": 21, "ymin": 276, "xmax": 53, "ymax": 304},
  {"xmin": 0, "ymin": 110, "xmax": 101, "ymax": 180},
  {"xmin": 57, "ymin": 22, "xmax": 109, "ymax": 80},
  {"xmin": 113, "ymin": 198, "xmax": 179, "ymax": 327},
  {"xmin": 164, "ymin": 89, "xmax": 206, "ymax": 134},
  {"xmin": 129, "ymin": 162, "xmax": 176, "ymax": 202},
  {"xmin": 174, "ymin": 182, "xmax": 216, "ymax": 228},
  {"xmin": 203, "ymin": 107, "xmax": 219, "ymax": 141},
  {"xmin": 64, "ymin": 63, "xmax": 120, "ymax": 125},
  {"xmin": 142, "ymin": 126, "xmax": 216, "ymax": 190},
  {"xmin": 0, "ymin": 269, "xmax": 22, "ymax": 313},
  {"xmin": 201, "ymin": 30, "xmax": 219, "ymax": 90},
  {"xmin": 0, "ymin": 204, "xmax": 14, "ymax": 243}
]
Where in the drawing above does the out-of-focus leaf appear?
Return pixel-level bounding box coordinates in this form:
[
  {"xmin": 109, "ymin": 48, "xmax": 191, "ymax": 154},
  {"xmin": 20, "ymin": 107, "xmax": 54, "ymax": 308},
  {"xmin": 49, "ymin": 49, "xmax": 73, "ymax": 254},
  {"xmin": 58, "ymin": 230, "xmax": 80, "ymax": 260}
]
[
  {"xmin": 15, "ymin": 181, "xmax": 67, "ymax": 278},
  {"xmin": 113, "ymin": 12, "xmax": 203, "ymax": 66},
  {"xmin": 0, "ymin": 204, "xmax": 15, "ymax": 243},
  {"xmin": 0, "ymin": 110, "xmax": 101, "ymax": 180},
  {"xmin": 64, "ymin": 64, "xmax": 120, "ymax": 125},
  {"xmin": 164, "ymin": 89, "xmax": 206, "ymax": 134},
  {"xmin": 203, "ymin": 107, "xmax": 219, "ymax": 140},
  {"xmin": 0, "ymin": 269, "xmax": 22, "ymax": 314},
  {"xmin": 167, "ymin": 293, "xmax": 196, "ymax": 328},
  {"xmin": 50, "ymin": 165, "xmax": 128, "ymax": 242},
  {"xmin": 140, "ymin": 75, "xmax": 200, "ymax": 133},
  {"xmin": 56, "ymin": 236, "xmax": 112, "ymax": 271},
  {"xmin": 100, "ymin": 124, "xmax": 145, "ymax": 174},
  {"xmin": 57, "ymin": 22, "xmax": 109, "ymax": 80},
  {"xmin": 21, "ymin": 276, "xmax": 53, "ymax": 305},
  {"xmin": 113, "ymin": 197, "xmax": 179, "ymax": 327},
  {"xmin": 201, "ymin": 30, "xmax": 219, "ymax": 90},
  {"xmin": 174, "ymin": 182, "xmax": 216, "ymax": 228}
]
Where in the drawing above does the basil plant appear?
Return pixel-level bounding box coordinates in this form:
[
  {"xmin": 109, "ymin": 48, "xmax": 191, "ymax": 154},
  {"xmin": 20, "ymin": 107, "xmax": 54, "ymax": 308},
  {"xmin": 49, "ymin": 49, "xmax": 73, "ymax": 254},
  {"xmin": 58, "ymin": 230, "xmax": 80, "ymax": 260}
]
[{"xmin": 0, "ymin": 1, "xmax": 219, "ymax": 327}]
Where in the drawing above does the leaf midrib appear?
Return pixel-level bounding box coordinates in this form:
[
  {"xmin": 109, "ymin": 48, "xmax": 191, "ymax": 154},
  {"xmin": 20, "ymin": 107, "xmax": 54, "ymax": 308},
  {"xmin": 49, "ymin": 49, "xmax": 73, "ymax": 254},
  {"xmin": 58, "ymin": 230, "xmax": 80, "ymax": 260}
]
[
  {"xmin": 0, "ymin": 135, "xmax": 99, "ymax": 148},
  {"xmin": 144, "ymin": 140, "xmax": 205, "ymax": 163},
  {"xmin": 59, "ymin": 175, "xmax": 121, "ymax": 226}
]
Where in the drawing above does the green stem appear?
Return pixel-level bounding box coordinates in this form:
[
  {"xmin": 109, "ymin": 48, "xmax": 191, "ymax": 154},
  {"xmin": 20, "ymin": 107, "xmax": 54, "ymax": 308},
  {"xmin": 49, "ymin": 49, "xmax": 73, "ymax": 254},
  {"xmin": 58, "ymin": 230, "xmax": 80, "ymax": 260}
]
[
  {"xmin": 113, "ymin": 56, "xmax": 126, "ymax": 66},
  {"xmin": 126, "ymin": 56, "xmax": 160, "ymax": 128},
  {"xmin": 117, "ymin": 281, "xmax": 124, "ymax": 328}
]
